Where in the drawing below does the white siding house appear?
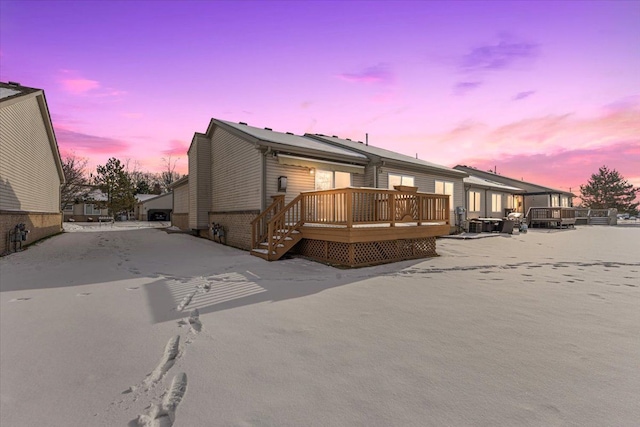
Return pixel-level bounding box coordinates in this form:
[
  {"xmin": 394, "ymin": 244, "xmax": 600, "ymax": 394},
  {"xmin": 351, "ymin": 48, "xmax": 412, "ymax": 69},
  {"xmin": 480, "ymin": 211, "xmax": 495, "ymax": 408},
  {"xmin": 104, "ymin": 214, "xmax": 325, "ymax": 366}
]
[{"xmin": 0, "ymin": 82, "xmax": 65, "ymax": 254}]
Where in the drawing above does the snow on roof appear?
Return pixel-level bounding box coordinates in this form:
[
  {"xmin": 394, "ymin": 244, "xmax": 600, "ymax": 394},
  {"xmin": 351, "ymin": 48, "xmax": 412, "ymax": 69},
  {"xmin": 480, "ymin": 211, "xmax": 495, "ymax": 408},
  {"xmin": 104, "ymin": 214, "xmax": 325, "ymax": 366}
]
[
  {"xmin": 307, "ymin": 134, "xmax": 467, "ymax": 176},
  {"xmin": 135, "ymin": 194, "xmax": 158, "ymax": 202},
  {"xmin": 464, "ymin": 175, "xmax": 524, "ymax": 192},
  {"xmin": 214, "ymin": 119, "xmax": 368, "ymax": 160},
  {"xmin": 0, "ymin": 87, "xmax": 21, "ymax": 100},
  {"xmin": 0, "ymin": 82, "xmax": 41, "ymax": 102},
  {"xmin": 454, "ymin": 165, "xmax": 573, "ymax": 195}
]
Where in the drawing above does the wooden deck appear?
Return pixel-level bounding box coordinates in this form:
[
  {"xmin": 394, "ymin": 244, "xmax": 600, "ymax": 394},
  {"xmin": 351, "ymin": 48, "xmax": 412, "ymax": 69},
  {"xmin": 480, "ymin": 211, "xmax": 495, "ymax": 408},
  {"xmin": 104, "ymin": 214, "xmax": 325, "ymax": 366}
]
[
  {"xmin": 251, "ymin": 187, "xmax": 450, "ymax": 266},
  {"xmin": 527, "ymin": 207, "xmax": 576, "ymax": 228}
]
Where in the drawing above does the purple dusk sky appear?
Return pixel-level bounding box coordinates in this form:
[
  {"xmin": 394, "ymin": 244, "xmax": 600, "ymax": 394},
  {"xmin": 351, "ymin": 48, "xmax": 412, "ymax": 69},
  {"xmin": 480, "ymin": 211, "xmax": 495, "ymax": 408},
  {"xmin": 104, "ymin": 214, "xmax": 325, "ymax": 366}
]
[{"xmin": 1, "ymin": 0, "xmax": 639, "ymax": 194}]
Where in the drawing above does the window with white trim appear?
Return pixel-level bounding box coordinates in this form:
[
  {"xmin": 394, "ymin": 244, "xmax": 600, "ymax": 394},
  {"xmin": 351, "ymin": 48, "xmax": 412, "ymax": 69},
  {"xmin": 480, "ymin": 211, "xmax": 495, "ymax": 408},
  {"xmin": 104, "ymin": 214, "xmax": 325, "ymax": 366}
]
[
  {"xmin": 506, "ymin": 195, "xmax": 514, "ymax": 209},
  {"xmin": 491, "ymin": 194, "xmax": 502, "ymax": 213},
  {"xmin": 435, "ymin": 180, "xmax": 454, "ymax": 205},
  {"xmin": 388, "ymin": 173, "xmax": 415, "ymax": 189},
  {"xmin": 315, "ymin": 170, "xmax": 351, "ymax": 190},
  {"xmin": 468, "ymin": 191, "xmax": 481, "ymax": 212},
  {"xmin": 561, "ymin": 196, "xmax": 569, "ymax": 207},
  {"xmin": 551, "ymin": 195, "xmax": 560, "ymax": 207}
]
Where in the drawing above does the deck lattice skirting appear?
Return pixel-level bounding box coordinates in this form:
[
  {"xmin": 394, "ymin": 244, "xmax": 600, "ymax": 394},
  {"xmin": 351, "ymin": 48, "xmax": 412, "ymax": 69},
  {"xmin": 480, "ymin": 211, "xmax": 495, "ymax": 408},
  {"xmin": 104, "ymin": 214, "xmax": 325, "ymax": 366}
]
[{"xmin": 299, "ymin": 237, "xmax": 437, "ymax": 267}]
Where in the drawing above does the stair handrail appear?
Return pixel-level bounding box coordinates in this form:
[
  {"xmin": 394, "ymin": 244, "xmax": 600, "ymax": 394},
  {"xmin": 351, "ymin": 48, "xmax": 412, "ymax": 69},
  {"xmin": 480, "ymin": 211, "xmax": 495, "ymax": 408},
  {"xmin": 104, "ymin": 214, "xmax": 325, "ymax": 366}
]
[
  {"xmin": 264, "ymin": 194, "xmax": 304, "ymax": 258},
  {"xmin": 251, "ymin": 195, "xmax": 285, "ymax": 249}
]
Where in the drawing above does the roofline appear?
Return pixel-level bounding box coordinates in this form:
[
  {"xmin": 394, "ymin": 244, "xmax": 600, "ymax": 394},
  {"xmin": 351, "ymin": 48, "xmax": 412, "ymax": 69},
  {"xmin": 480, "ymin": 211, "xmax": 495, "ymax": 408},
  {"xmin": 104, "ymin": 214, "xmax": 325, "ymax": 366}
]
[
  {"xmin": 137, "ymin": 192, "xmax": 173, "ymax": 204},
  {"xmin": 306, "ymin": 134, "xmax": 467, "ymax": 178},
  {"xmin": 464, "ymin": 181, "xmax": 525, "ymax": 193},
  {"xmin": 206, "ymin": 119, "xmax": 369, "ymax": 165},
  {"xmin": 1, "ymin": 84, "xmax": 66, "ymax": 184},
  {"xmin": 455, "ymin": 165, "xmax": 574, "ymax": 196},
  {"xmin": 167, "ymin": 175, "xmax": 188, "ymax": 189}
]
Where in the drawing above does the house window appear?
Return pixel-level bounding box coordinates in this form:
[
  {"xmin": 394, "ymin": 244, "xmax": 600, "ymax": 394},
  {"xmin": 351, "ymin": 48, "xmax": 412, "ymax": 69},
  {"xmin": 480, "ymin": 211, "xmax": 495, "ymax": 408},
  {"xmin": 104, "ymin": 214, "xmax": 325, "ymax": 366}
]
[
  {"xmin": 468, "ymin": 191, "xmax": 481, "ymax": 212},
  {"xmin": 551, "ymin": 195, "xmax": 560, "ymax": 207},
  {"xmin": 63, "ymin": 204, "xmax": 73, "ymax": 212},
  {"xmin": 84, "ymin": 204, "xmax": 101, "ymax": 215},
  {"xmin": 388, "ymin": 173, "xmax": 415, "ymax": 189},
  {"xmin": 491, "ymin": 194, "xmax": 502, "ymax": 213},
  {"xmin": 561, "ymin": 196, "xmax": 569, "ymax": 207},
  {"xmin": 506, "ymin": 195, "xmax": 514, "ymax": 209},
  {"xmin": 315, "ymin": 170, "xmax": 351, "ymax": 190},
  {"xmin": 435, "ymin": 180, "xmax": 454, "ymax": 205}
]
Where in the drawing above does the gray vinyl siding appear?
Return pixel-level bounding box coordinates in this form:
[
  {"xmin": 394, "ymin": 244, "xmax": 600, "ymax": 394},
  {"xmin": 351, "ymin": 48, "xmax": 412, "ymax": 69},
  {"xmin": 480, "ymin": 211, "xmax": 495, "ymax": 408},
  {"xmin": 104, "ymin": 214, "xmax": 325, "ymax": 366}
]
[
  {"xmin": 265, "ymin": 156, "xmax": 315, "ymax": 205},
  {"xmin": 211, "ymin": 127, "xmax": 262, "ymax": 211},
  {"xmin": 351, "ymin": 172, "xmax": 366, "ymax": 187},
  {"xmin": 264, "ymin": 156, "xmax": 367, "ymax": 206},
  {"xmin": 362, "ymin": 165, "xmax": 376, "ymax": 187},
  {"xmin": 188, "ymin": 134, "xmax": 211, "ymax": 229},
  {"xmin": 173, "ymin": 183, "xmax": 189, "ymax": 214},
  {"xmin": 525, "ymin": 194, "xmax": 551, "ymax": 209},
  {"xmin": 0, "ymin": 96, "xmax": 61, "ymax": 213},
  {"xmin": 379, "ymin": 166, "xmax": 464, "ymax": 213},
  {"xmin": 142, "ymin": 193, "xmax": 172, "ymax": 210}
]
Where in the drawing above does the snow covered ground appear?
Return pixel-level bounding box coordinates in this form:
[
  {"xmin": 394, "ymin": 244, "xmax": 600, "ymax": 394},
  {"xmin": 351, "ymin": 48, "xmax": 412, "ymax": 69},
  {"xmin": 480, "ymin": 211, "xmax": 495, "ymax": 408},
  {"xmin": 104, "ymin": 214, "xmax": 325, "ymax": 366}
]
[{"xmin": 1, "ymin": 225, "xmax": 638, "ymax": 426}]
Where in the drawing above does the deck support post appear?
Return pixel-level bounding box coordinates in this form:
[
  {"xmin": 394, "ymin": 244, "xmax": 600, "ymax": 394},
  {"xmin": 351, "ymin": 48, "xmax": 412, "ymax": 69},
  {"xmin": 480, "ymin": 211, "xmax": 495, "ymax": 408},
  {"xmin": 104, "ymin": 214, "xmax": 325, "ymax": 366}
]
[{"xmin": 390, "ymin": 193, "xmax": 396, "ymax": 227}]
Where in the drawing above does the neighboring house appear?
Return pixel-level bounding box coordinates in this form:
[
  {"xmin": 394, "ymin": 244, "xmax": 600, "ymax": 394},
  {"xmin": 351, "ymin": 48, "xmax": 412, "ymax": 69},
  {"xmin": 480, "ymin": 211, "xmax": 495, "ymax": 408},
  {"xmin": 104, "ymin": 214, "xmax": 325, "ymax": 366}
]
[
  {"xmin": 455, "ymin": 165, "xmax": 576, "ymax": 228},
  {"xmin": 63, "ymin": 187, "xmax": 109, "ymax": 222},
  {"xmin": 135, "ymin": 192, "xmax": 173, "ymax": 221},
  {"xmin": 0, "ymin": 82, "xmax": 65, "ymax": 254},
  {"xmin": 462, "ymin": 175, "xmax": 525, "ymax": 219},
  {"xmin": 454, "ymin": 166, "xmax": 574, "ymax": 211},
  {"xmin": 168, "ymin": 175, "xmax": 188, "ymax": 229},
  {"xmin": 186, "ymin": 119, "xmax": 458, "ymax": 266}
]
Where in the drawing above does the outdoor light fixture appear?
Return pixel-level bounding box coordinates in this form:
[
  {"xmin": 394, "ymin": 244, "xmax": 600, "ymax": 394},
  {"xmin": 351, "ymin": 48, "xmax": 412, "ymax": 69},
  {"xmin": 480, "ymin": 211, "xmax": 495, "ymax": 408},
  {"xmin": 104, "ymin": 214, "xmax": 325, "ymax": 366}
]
[
  {"xmin": 309, "ymin": 168, "xmax": 315, "ymax": 175},
  {"xmin": 278, "ymin": 176, "xmax": 287, "ymax": 192}
]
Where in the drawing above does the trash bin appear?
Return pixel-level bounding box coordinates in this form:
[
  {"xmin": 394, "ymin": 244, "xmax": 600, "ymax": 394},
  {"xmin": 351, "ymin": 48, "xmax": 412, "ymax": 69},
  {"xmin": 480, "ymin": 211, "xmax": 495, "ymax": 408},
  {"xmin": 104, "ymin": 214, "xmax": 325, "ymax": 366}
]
[{"xmin": 468, "ymin": 221, "xmax": 483, "ymax": 233}]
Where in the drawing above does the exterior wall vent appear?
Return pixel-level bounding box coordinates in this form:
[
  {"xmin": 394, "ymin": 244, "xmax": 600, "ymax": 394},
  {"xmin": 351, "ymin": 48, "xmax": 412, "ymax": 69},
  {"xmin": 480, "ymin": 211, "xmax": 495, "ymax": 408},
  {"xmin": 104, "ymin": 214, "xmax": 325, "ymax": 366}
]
[{"xmin": 239, "ymin": 122, "xmax": 247, "ymax": 125}]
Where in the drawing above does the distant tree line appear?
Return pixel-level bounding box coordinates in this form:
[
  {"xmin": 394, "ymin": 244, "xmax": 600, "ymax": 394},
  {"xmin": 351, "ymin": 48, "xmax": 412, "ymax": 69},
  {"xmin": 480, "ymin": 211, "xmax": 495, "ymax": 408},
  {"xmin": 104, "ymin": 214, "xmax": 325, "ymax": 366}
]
[{"xmin": 61, "ymin": 153, "xmax": 183, "ymax": 217}]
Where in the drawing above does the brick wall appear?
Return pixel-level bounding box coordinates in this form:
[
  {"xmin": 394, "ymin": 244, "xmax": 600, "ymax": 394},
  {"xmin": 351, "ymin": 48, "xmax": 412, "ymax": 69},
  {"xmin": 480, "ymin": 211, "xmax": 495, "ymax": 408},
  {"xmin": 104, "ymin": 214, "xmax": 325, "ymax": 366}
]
[
  {"xmin": 172, "ymin": 213, "xmax": 189, "ymax": 230},
  {"xmin": 1, "ymin": 211, "xmax": 62, "ymax": 255},
  {"xmin": 204, "ymin": 211, "xmax": 260, "ymax": 250}
]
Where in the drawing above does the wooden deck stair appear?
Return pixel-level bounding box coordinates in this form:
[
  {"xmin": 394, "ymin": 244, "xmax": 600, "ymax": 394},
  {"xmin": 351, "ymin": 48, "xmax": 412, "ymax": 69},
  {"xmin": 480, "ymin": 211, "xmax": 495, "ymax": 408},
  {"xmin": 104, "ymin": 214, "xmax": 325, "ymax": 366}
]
[
  {"xmin": 250, "ymin": 194, "xmax": 304, "ymax": 261},
  {"xmin": 250, "ymin": 229, "xmax": 302, "ymax": 260}
]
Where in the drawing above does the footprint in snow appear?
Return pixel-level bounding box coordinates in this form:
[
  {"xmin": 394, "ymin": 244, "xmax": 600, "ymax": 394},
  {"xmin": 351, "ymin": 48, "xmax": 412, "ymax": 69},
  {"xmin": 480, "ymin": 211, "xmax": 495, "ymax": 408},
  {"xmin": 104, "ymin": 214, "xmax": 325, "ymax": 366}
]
[
  {"xmin": 136, "ymin": 372, "xmax": 187, "ymax": 427},
  {"xmin": 10, "ymin": 297, "xmax": 31, "ymax": 302},
  {"xmin": 77, "ymin": 293, "xmax": 91, "ymax": 297}
]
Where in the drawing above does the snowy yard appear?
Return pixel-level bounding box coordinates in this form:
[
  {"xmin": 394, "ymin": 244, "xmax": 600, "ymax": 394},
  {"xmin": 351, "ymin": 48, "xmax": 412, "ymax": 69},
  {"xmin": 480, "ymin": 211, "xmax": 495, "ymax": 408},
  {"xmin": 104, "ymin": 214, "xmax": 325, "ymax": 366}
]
[{"xmin": 1, "ymin": 225, "xmax": 639, "ymax": 426}]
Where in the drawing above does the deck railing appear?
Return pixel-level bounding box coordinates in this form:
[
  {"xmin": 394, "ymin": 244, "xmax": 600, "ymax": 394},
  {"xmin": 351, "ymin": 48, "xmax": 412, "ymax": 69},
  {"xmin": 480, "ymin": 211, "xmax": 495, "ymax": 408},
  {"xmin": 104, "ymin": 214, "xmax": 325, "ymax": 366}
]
[
  {"xmin": 251, "ymin": 187, "xmax": 450, "ymax": 251},
  {"xmin": 299, "ymin": 187, "xmax": 450, "ymax": 226},
  {"xmin": 527, "ymin": 207, "xmax": 576, "ymax": 220},
  {"xmin": 251, "ymin": 195, "xmax": 285, "ymax": 251}
]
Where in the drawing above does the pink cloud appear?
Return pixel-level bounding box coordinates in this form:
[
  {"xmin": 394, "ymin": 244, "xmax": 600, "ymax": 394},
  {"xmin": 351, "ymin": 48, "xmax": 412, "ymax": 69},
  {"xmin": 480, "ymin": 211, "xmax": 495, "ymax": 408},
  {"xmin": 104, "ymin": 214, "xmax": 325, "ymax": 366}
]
[
  {"xmin": 162, "ymin": 139, "xmax": 189, "ymax": 156},
  {"xmin": 61, "ymin": 78, "xmax": 100, "ymax": 94},
  {"xmin": 337, "ymin": 64, "xmax": 394, "ymax": 84},
  {"xmin": 54, "ymin": 126, "xmax": 130, "ymax": 154},
  {"xmin": 458, "ymin": 140, "xmax": 640, "ymax": 199}
]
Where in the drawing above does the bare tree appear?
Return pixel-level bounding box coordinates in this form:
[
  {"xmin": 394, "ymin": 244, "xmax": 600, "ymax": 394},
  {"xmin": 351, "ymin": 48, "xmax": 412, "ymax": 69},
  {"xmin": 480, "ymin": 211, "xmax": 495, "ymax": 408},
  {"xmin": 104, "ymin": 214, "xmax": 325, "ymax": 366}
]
[
  {"xmin": 160, "ymin": 155, "xmax": 182, "ymax": 191},
  {"xmin": 60, "ymin": 153, "xmax": 92, "ymax": 209}
]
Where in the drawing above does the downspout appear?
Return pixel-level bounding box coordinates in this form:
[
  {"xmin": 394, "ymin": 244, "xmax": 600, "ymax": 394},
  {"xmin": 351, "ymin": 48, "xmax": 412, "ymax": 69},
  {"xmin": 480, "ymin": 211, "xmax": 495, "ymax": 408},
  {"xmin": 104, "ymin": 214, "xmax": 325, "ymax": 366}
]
[
  {"xmin": 261, "ymin": 147, "xmax": 271, "ymax": 211},
  {"xmin": 373, "ymin": 164, "xmax": 377, "ymax": 188},
  {"xmin": 484, "ymin": 190, "xmax": 488, "ymax": 218}
]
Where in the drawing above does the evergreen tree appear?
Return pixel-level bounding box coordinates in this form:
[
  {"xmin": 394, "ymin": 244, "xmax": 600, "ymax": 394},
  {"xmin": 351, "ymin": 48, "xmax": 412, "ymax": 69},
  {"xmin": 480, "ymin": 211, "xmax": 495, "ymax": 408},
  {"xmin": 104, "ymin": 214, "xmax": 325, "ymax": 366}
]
[
  {"xmin": 94, "ymin": 158, "xmax": 136, "ymax": 217},
  {"xmin": 580, "ymin": 166, "xmax": 639, "ymax": 214}
]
